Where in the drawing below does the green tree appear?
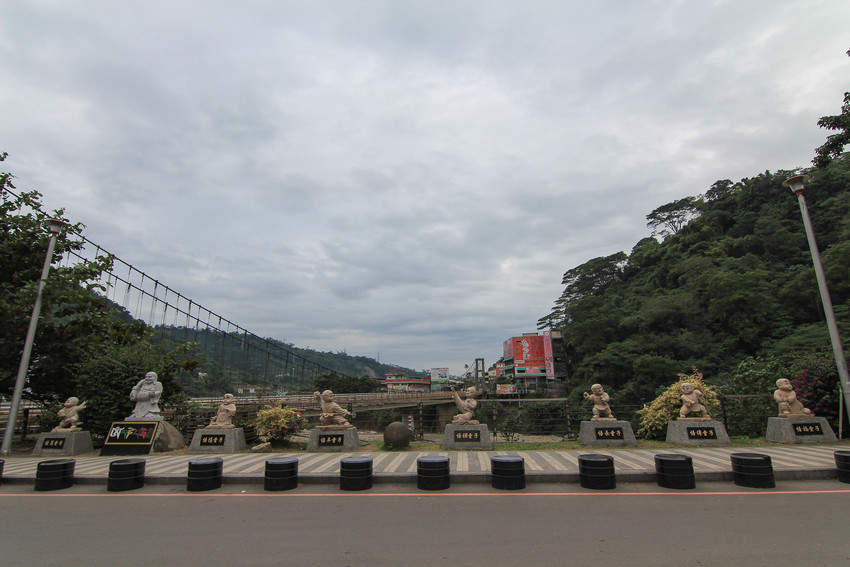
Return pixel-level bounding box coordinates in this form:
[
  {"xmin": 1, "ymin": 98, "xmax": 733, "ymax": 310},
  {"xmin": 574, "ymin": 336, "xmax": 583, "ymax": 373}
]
[
  {"xmin": 538, "ymin": 160, "xmax": 850, "ymax": 397},
  {"xmin": 646, "ymin": 196, "xmax": 702, "ymax": 238},
  {"xmin": 813, "ymin": 48, "xmax": 850, "ymax": 168},
  {"xmin": 716, "ymin": 355, "xmax": 784, "ymax": 436},
  {"xmin": 1, "ymin": 155, "xmax": 115, "ymax": 401},
  {"xmin": 559, "ymin": 252, "xmax": 627, "ymax": 305},
  {"xmin": 314, "ymin": 373, "xmax": 380, "ymax": 394},
  {"xmin": 2, "ymin": 154, "xmax": 202, "ymax": 434},
  {"xmin": 621, "ymin": 354, "xmax": 683, "ymax": 404},
  {"xmin": 73, "ymin": 334, "xmax": 198, "ymax": 439},
  {"xmin": 719, "ymin": 355, "xmax": 785, "ymax": 396}
]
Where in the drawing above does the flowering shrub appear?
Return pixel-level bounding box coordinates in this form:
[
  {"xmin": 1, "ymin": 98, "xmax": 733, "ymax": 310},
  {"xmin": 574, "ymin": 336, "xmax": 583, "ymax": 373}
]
[
  {"xmin": 637, "ymin": 367, "xmax": 719, "ymax": 439},
  {"xmin": 793, "ymin": 354, "xmax": 840, "ymax": 427},
  {"xmin": 253, "ymin": 407, "xmax": 306, "ymax": 443}
]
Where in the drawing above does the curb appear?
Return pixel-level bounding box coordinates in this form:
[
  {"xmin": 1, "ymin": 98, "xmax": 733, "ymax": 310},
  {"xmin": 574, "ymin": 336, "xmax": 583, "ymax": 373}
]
[{"xmin": 1, "ymin": 467, "xmax": 839, "ymax": 487}]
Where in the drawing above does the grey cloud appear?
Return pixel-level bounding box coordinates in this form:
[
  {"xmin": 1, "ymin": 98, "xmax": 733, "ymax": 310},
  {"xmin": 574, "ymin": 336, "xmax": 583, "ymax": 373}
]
[{"xmin": 2, "ymin": 0, "xmax": 848, "ymax": 373}]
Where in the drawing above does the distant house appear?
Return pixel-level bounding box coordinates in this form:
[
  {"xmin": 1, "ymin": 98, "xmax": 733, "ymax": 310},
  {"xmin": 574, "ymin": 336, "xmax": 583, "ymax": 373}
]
[{"xmin": 381, "ymin": 372, "xmax": 431, "ymax": 392}]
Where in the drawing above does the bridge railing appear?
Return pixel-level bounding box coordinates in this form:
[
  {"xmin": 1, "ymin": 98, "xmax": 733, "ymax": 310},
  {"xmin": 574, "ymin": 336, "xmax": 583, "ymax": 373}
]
[{"xmin": 190, "ymin": 391, "xmax": 455, "ymax": 409}]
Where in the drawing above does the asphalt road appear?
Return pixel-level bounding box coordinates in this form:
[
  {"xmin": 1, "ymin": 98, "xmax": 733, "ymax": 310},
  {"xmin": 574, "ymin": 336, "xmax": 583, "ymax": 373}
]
[{"xmin": 1, "ymin": 481, "xmax": 849, "ymax": 566}]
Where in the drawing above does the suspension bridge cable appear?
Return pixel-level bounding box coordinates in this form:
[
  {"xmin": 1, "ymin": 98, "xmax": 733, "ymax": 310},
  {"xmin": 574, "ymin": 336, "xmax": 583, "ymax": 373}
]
[{"xmin": 2, "ymin": 186, "xmax": 355, "ymax": 387}]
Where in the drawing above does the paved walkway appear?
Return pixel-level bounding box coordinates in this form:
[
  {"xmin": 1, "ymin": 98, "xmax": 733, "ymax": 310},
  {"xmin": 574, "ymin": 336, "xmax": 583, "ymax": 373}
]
[{"xmin": 2, "ymin": 444, "xmax": 847, "ymax": 485}]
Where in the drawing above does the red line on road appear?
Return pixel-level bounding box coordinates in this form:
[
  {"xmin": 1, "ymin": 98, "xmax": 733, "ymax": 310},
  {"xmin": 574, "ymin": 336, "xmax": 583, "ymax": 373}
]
[{"xmin": 2, "ymin": 489, "xmax": 850, "ymax": 498}]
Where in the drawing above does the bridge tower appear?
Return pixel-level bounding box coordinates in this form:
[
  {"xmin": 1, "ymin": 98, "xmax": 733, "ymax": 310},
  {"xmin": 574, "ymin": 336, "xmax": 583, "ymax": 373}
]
[{"xmin": 474, "ymin": 358, "xmax": 485, "ymax": 382}]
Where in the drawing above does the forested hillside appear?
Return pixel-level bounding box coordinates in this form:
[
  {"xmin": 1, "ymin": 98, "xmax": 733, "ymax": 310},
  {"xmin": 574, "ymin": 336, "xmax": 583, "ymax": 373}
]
[
  {"xmin": 152, "ymin": 325, "xmax": 422, "ymax": 396},
  {"xmin": 538, "ymin": 157, "xmax": 850, "ymax": 406}
]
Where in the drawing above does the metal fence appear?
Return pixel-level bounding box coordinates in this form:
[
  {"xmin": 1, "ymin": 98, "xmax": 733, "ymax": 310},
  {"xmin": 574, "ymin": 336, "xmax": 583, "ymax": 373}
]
[
  {"xmin": 477, "ymin": 400, "xmax": 642, "ymax": 441},
  {"xmin": 352, "ymin": 395, "xmax": 814, "ymax": 441},
  {"xmin": 715, "ymin": 394, "xmax": 777, "ymax": 438},
  {"xmin": 0, "ymin": 401, "xmax": 45, "ymax": 437},
  {"xmin": 5, "ymin": 393, "xmax": 839, "ymax": 443}
]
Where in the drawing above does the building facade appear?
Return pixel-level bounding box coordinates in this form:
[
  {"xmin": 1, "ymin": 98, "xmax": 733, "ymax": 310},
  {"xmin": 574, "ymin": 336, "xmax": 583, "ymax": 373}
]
[{"xmin": 501, "ymin": 331, "xmax": 567, "ymax": 394}]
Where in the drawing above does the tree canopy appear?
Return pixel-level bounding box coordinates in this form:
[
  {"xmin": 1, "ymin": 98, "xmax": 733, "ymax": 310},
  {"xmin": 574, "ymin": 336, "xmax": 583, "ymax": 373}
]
[
  {"xmin": 1, "ymin": 155, "xmax": 116, "ymax": 401},
  {"xmin": 539, "ymin": 157, "xmax": 850, "ymax": 406},
  {"xmin": 1, "ymin": 153, "xmax": 198, "ymax": 419},
  {"xmin": 813, "ymin": 48, "xmax": 850, "ymax": 168}
]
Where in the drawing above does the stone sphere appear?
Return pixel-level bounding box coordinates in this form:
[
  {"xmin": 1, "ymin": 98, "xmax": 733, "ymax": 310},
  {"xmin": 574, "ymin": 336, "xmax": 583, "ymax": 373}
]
[{"xmin": 383, "ymin": 421, "xmax": 412, "ymax": 448}]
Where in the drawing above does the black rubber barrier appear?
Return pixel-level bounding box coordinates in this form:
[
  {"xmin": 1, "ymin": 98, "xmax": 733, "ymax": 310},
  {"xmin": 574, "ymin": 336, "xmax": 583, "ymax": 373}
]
[
  {"xmin": 730, "ymin": 452, "xmax": 775, "ymax": 489},
  {"xmin": 265, "ymin": 457, "xmax": 299, "ymax": 491},
  {"xmin": 107, "ymin": 458, "xmax": 146, "ymax": 492},
  {"xmin": 187, "ymin": 457, "xmax": 224, "ymax": 492},
  {"xmin": 491, "ymin": 455, "xmax": 526, "ymax": 490},
  {"xmin": 578, "ymin": 453, "xmax": 616, "ymax": 490},
  {"xmin": 654, "ymin": 453, "xmax": 696, "ymax": 490},
  {"xmin": 35, "ymin": 458, "xmax": 76, "ymax": 491},
  {"xmin": 834, "ymin": 450, "xmax": 850, "ymax": 484},
  {"xmin": 340, "ymin": 456, "xmax": 373, "ymax": 491},
  {"xmin": 417, "ymin": 455, "xmax": 450, "ymax": 491}
]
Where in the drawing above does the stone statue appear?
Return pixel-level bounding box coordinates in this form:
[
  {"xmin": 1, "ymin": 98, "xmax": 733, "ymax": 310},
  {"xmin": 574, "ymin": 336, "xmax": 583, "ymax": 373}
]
[
  {"xmin": 204, "ymin": 393, "xmax": 237, "ymax": 429},
  {"xmin": 583, "ymin": 384, "xmax": 614, "ymax": 420},
  {"xmin": 451, "ymin": 387, "xmax": 480, "ymax": 425},
  {"xmin": 679, "ymin": 382, "xmax": 710, "ymax": 419},
  {"xmin": 52, "ymin": 397, "xmax": 87, "ymax": 431},
  {"xmin": 129, "ymin": 371, "xmax": 163, "ymax": 420},
  {"xmin": 774, "ymin": 378, "xmax": 813, "ymax": 417},
  {"xmin": 314, "ymin": 390, "xmax": 354, "ymax": 427}
]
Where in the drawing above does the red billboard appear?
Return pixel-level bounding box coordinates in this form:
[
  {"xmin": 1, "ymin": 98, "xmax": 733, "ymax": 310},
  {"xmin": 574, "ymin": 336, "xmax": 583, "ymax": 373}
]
[
  {"xmin": 503, "ymin": 338, "xmax": 514, "ymax": 360},
  {"xmin": 543, "ymin": 330, "xmax": 554, "ymax": 379},
  {"xmin": 506, "ymin": 335, "xmax": 547, "ymax": 376}
]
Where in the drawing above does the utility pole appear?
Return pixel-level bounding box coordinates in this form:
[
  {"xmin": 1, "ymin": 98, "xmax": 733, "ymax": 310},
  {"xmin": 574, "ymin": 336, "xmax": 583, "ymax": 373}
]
[
  {"xmin": 2, "ymin": 219, "xmax": 67, "ymax": 455},
  {"xmin": 783, "ymin": 175, "xmax": 850, "ymax": 434}
]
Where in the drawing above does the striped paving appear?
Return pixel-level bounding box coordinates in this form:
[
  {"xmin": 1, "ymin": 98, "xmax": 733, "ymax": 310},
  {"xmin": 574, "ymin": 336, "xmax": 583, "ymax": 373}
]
[{"xmin": 1, "ymin": 444, "xmax": 846, "ymax": 484}]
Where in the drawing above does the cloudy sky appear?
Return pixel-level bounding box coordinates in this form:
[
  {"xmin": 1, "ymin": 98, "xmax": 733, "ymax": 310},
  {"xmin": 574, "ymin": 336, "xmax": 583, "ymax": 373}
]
[{"xmin": 1, "ymin": 1, "xmax": 848, "ymax": 376}]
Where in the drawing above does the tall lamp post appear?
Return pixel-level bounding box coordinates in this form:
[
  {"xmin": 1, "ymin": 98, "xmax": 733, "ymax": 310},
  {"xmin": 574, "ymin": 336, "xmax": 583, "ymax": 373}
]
[
  {"xmin": 782, "ymin": 174, "xmax": 850, "ymax": 433},
  {"xmin": 1, "ymin": 218, "xmax": 67, "ymax": 455}
]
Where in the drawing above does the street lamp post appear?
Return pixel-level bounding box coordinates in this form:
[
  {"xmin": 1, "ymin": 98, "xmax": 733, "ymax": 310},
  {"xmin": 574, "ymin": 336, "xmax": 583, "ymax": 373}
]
[
  {"xmin": 1, "ymin": 218, "xmax": 67, "ymax": 455},
  {"xmin": 782, "ymin": 174, "xmax": 850, "ymax": 433}
]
